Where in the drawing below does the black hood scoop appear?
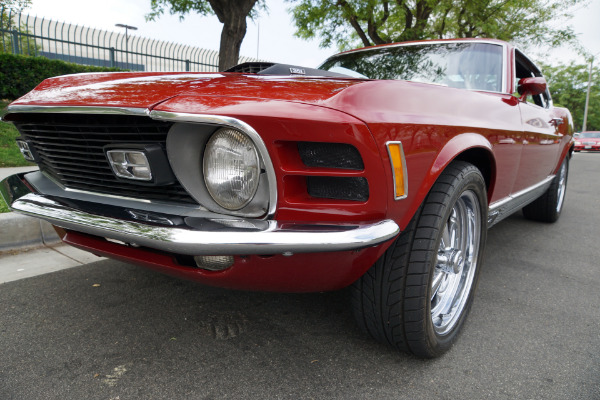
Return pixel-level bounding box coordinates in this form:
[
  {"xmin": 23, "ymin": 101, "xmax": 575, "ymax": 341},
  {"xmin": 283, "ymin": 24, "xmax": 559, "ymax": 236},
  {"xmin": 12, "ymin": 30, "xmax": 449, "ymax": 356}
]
[{"xmin": 226, "ymin": 62, "xmax": 350, "ymax": 78}]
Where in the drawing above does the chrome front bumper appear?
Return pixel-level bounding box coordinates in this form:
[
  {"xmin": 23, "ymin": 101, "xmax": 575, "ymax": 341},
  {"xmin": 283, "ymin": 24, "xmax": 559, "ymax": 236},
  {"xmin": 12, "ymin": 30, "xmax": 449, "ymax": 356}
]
[{"xmin": 1, "ymin": 174, "xmax": 400, "ymax": 256}]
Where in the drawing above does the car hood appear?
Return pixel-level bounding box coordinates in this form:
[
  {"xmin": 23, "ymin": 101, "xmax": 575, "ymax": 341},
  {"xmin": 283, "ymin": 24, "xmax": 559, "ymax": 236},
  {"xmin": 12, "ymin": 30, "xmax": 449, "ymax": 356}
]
[
  {"xmin": 8, "ymin": 71, "xmax": 368, "ymax": 111},
  {"xmin": 577, "ymin": 137, "xmax": 600, "ymax": 142}
]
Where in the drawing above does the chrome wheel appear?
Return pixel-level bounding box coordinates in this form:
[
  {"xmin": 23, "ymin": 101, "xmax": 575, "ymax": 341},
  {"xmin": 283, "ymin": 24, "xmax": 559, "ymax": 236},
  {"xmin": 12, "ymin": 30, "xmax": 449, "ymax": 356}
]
[
  {"xmin": 431, "ymin": 190, "xmax": 481, "ymax": 335},
  {"xmin": 556, "ymin": 161, "xmax": 567, "ymax": 213},
  {"xmin": 352, "ymin": 161, "xmax": 486, "ymax": 358}
]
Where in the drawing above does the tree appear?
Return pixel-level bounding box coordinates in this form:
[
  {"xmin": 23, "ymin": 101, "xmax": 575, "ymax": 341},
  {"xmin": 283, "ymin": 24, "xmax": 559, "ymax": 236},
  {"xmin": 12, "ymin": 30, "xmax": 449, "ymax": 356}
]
[
  {"xmin": 146, "ymin": 0, "xmax": 265, "ymax": 71},
  {"xmin": 542, "ymin": 61, "xmax": 600, "ymax": 132},
  {"xmin": 286, "ymin": 0, "xmax": 584, "ymax": 51},
  {"xmin": 1, "ymin": 0, "xmax": 36, "ymax": 55},
  {"xmin": 0, "ymin": 0, "xmax": 31, "ymax": 11}
]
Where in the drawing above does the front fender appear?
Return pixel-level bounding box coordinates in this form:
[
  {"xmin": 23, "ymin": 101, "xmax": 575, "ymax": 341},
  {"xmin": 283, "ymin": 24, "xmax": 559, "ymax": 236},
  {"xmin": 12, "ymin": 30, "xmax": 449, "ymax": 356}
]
[
  {"xmin": 392, "ymin": 133, "xmax": 496, "ymax": 232},
  {"xmin": 429, "ymin": 132, "xmax": 495, "ymax": 188}
]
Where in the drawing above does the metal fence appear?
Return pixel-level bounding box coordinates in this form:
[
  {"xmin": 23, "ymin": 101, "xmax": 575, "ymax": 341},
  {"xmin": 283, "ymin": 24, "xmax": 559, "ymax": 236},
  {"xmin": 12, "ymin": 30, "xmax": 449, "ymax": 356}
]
[{"xmin": 0, "ymin": 8, "xmax": 257, "ymax": 71}]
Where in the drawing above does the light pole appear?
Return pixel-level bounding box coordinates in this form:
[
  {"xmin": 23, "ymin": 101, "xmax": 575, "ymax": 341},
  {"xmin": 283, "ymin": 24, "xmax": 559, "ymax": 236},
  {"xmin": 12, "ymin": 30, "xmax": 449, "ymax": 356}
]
[
  {"xmin": 582, "ymin": 51, "xmax": 599, "ymax": 133},
  {"xmin": 115, "ymin": 23, "xmax": 138, "ymax": 70}
]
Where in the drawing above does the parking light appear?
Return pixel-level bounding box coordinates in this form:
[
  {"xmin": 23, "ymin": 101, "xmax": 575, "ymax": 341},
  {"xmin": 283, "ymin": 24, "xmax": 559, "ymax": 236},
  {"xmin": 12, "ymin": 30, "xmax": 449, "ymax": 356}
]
[{"xmin": 386, "ymin": 141, "xmax": 408, "ymax": 200}]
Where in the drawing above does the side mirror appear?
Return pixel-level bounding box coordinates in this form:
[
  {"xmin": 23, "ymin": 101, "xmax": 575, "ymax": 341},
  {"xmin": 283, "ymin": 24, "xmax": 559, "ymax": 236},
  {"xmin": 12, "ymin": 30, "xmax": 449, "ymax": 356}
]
[{"xmin": 517, "ymin": 77, "xmax": 547, "ymax": 102}]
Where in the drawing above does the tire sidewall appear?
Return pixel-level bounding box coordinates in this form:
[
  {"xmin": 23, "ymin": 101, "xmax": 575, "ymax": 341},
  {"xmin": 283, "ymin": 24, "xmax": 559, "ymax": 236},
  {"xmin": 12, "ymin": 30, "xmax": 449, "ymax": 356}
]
[
  {"xmin": 554, "ymin": 157, "xmax": 569, "ymax": 217},
  {"xmin": 423, "ymin": 166, "xmax": 488, "ymax": 355}
]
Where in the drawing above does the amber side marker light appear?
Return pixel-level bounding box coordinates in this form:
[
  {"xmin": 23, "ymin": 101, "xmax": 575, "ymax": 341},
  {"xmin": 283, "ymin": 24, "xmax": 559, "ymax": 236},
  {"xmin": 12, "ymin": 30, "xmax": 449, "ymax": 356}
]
[{"xmin": 386, "ymin": 141, "xmax": 408, "ymax": 200}]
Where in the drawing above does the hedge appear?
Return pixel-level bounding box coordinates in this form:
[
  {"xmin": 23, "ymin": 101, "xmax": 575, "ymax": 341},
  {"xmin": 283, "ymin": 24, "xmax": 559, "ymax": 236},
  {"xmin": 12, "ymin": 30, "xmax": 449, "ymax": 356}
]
[{"xmin": 0, "ymin": 53, "xmax": 123, "ymax": 100}]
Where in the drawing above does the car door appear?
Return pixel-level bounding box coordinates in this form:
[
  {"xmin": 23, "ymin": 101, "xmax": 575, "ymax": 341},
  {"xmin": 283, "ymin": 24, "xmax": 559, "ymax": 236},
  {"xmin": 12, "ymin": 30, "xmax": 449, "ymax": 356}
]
[{"xmin": 513, "ymin": 51, "xmax": 561, "ymax": 192}]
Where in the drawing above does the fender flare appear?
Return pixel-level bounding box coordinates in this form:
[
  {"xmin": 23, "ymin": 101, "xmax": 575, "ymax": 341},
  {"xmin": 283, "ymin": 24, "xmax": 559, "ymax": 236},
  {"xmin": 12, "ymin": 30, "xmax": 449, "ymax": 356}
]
[
  {"xmin": 390, "ymin": 132, "xmax": 497, "ymax": 233},
  {"xmin": 417, "ymin": 133, "xmax": 496, "ymax": 211}
]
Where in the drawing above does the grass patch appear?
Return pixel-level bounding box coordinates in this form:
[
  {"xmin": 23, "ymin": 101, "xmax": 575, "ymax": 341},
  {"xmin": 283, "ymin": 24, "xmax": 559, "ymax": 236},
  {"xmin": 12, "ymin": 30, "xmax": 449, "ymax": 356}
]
[
  {"xmin": 0, "ymin": 196, "xmax": 9, "ymax": 213},
  {"xmin": 1, "ymin": 100, "xmax": 36, "ymax": 167}
]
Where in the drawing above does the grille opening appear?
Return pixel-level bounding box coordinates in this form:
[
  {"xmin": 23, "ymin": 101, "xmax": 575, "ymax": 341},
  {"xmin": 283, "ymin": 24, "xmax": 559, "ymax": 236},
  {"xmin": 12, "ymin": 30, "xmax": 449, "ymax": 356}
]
[
  {"xmin": 298, "ymin": 142, "xmax": 364, "ymax": 170},
  {"xmin": 307, "ymin": 176, "xmax": 369, "ymax": 202},
  {"xmin": 15, "ymin": 113, "xmax": 198, "ymax": 205}
]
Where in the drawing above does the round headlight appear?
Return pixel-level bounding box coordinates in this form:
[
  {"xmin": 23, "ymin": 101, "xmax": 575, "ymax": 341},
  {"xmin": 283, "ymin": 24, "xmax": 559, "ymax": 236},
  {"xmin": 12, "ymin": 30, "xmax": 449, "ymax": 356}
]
[{"xmin": 203, "ymin": 128, "xmax": 260, "ymax": 210}]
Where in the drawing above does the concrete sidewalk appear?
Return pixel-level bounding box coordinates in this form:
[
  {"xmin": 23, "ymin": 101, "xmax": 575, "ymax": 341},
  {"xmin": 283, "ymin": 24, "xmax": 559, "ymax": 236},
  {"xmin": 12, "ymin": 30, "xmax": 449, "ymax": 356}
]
[
  {"xmin": 0, "ymin": 165, "xmax": 39, "ymax": 180},
  {"xmin": 0, "ymin": 244, "xmax": 101, "ymax": 284},
  {"xmin": 0, "ymin": 166, "xmax": 61, "ymax": 251},
  {"xmin": 1, "ymin": 166, "xmax": 103, "ymax": 283}
]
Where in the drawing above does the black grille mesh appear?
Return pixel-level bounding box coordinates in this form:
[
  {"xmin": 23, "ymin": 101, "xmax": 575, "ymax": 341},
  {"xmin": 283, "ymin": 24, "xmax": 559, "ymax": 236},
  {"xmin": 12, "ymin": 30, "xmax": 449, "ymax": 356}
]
[
  {"xmin": 298, "ymin": 142, "xmax": 368, "ymax": 201},
  {"xmin": 307, "ymin": 177, "xmax": 369, "ymax": 202},
  {"xmin": 298, "ymin": 142, "xmax": 364, "ymax": 170},
  {"xmin": 15, "ymin": 113, "xmax": 198, "ymax": 204}
]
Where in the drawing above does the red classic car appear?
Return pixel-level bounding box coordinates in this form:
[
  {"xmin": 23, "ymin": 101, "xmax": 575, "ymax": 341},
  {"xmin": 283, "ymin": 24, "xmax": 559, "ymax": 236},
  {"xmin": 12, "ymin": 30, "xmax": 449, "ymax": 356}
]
[
  {"xmin": 574, "ymin": 131, "xmax": 600, "ymax": 151},
  {"xmin": 0, "ymin": 39, "xmax": 573, "ymax": 358}
]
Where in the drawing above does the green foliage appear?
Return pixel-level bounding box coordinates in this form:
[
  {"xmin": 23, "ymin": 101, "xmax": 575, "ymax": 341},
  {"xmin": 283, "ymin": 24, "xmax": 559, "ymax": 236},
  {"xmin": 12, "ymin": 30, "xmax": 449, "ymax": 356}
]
[
  {"xmin": 0, "ymin": 100, "xmax": 34, "ymax": 168},
  {"xmin": 0, "ymin": 196, "xmax": 8, "ymax": 213},
  {"xmin": 0, "ymin": 0, "xmax": 31, "ymax": 11},
  {"xmin": 146, "ymin": 0, "xmax": 213, "ymax": 22},
  {"xmin": 145, "ymin": 0, "xmax": 267, "ymax": 70},
  {"xmin": 1, "ymin": 25, "xmax": 39, "ymax": 56},
  {"xmin": 542, "ymin": 61, "xmax": 600, "ymax": 132},
  {"xmin": 146, "ymin": 0, "xmax": 266, "ymax": 22},
  {"xmin": 286, "ymin": 0, "xmax": 585, "ymax": 51},
  {"xmin": 1, "ymin": 1, "xmax": 38, "ymax": 55},
  {"xmin": 0, "ymin": 53, "xmax": 122, "ymax": 100}
]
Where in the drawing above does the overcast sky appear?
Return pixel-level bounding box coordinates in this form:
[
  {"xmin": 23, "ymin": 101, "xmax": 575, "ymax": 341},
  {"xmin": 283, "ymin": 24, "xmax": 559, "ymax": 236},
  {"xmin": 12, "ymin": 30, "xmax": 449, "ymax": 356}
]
[{"xmin": 25, "ymin": 0, "xmax": 600, "ymax": 67}]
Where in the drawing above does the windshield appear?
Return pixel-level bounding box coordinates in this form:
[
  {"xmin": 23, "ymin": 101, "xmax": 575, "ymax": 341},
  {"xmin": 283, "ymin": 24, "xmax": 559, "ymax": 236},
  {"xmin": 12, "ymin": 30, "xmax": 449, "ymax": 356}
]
[
  {"xmin": 580, "ymin": 132, "xmax": 600, "ymax": 138},
  {"xmin": 319, "ymin": 42, "xmax": 504, "ymax": 92}
]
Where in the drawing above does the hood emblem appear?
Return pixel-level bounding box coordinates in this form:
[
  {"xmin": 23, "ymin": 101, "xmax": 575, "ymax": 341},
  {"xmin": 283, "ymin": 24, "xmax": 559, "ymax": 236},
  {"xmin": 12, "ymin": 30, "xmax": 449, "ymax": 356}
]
[{"xmin": 289, "ymin": 67, "xmax": 306, "ymax": 75}]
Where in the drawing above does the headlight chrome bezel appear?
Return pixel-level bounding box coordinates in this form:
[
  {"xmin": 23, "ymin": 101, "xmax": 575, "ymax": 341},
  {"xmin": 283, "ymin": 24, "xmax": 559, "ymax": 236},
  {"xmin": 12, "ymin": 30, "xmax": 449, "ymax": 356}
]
[
  {"xmin": 203, "ymin": 128, "xmax": 261, "ymax": 211},
  {"xmin": 164, "ymin": 116, "xmax": 275, "ymax": 219}
]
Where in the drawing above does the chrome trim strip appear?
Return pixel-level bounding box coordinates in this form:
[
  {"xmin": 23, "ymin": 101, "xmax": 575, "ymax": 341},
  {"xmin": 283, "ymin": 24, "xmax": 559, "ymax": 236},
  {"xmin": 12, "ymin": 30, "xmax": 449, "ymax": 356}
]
[
  {"xmin": 149, "ymin": 110, "xmax": 278, "ymax": 219},
  {"xmin": 487, "ymin": 175, "xmax": 554, "ymax": 227},
  {"xmin": 36, "ymin": 170, "xmax": 209, "ymax": 211},
  {"xmin": 3, "ymin": 105, "xmax": 148, "ymax": 119},
  {"xmin": 1, "ymin": 174, "xmax": 399, "ymax": 255},
  {"xmin": 386, "ymin": 141, "xmax": 408, "ymax": 200}
]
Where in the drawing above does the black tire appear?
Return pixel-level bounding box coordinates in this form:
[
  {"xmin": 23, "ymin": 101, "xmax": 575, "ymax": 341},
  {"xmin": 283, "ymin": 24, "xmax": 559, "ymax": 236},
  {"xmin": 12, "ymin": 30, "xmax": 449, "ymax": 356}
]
[
  {"xmin": 352, "ymin": 161, "xmax": 487, "ymax": 358},
  {"xmin": 522, "ymin": 157, "xmax": 568, "ymax": 223}
]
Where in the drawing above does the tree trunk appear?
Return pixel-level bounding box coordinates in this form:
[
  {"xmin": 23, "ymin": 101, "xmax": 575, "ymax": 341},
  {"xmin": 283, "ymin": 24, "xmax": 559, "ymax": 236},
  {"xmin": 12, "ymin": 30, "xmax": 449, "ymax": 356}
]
[{"xmin": 209, "ymin": 0, "xmax": 257, "ymax": 71}]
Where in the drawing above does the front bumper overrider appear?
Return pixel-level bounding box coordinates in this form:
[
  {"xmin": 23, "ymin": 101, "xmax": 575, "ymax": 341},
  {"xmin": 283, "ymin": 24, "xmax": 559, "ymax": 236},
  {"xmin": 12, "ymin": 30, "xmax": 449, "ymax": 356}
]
[{"xmin": 1, "ymin": 173, "xmax": 400, "ymax": 256}]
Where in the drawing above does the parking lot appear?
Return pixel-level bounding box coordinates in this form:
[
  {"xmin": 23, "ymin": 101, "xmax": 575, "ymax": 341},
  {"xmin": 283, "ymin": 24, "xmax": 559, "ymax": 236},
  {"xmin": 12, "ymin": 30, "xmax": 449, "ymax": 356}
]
[{"xmin": 1, "ymin": 153, "xmax": 599, "ymax": 400}]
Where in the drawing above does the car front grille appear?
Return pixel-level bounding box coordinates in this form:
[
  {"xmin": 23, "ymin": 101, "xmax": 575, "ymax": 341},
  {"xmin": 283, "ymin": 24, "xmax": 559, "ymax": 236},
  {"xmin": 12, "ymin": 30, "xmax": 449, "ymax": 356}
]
[{"xmin": 14, "ymin": 113, "xmax": 198, "ymax": 205}]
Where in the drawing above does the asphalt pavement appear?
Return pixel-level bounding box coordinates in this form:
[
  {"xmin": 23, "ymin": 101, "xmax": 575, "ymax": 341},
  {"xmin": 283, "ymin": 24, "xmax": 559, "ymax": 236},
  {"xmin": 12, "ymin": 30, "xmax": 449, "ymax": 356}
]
[
  {"xmin": 1, "ymin": 154, "xmax": 599, "ymax": 399},
  {"xmin": 0, "ymin": 166, "xmax": 102, "ymax": 282}
]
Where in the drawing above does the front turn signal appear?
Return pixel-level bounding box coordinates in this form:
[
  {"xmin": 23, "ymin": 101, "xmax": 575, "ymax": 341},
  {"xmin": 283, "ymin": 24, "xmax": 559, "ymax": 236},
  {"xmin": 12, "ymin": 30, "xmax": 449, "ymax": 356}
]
[{"xmin": 386, "ymin": 141, "xmax": 408, "ymax": 200}]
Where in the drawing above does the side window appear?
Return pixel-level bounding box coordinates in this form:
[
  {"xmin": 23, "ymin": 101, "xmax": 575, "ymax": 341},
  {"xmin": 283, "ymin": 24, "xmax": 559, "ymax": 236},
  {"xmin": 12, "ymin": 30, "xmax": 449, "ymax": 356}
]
[{"xmin": 514, "ymin": 50, "xmax": 551, "ymax": 108}]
